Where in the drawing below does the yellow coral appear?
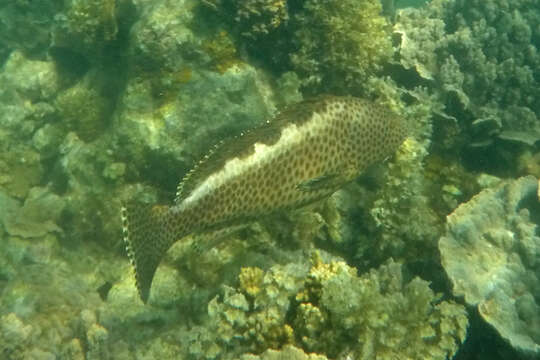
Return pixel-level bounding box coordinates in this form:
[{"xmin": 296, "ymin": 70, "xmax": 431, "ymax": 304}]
[{"xmin": 239, "ymin": 267, "xmax": 264, "ymax": 297}]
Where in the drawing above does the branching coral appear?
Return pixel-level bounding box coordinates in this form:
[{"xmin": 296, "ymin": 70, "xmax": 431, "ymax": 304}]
[
  {"xmin": 396, "ymin": 0, "xmax": 540, "ymax": 151},
  {"xmin": 205, "ymin": 253, "xmax": 468, "ymax": 359},
  {"xmin": 209, "ymin": 263, "xmax": 306, "ymax": 354},
  {"xmin": 295, "ymin": 254, "xmax": 468, "ymax": 360}
]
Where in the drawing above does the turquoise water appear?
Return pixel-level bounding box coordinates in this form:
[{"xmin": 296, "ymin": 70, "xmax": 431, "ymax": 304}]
[{"xmin": 0, "ymin": 0, "xmax": 539, "ymax": 359}]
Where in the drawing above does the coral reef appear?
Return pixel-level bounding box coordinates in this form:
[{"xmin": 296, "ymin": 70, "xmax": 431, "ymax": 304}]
[
  {"xmin": 205, "ymin": 0, "xmax": 289, "ymax": 39},
  {"xmin": 0, "ymin": 50, "xmax": 60, "ymax": 201},
  {"xmin": 439, "ymin": 175, "xmax": 540, "ymax": 355},
  {"xmin": 296, "ymin": 254, "xmax": 468, "ymax": 360},
  {"xmin": 395, "ymin": 0, "xmax": 540, "ymax": 158},
  {"xmin": 204, "ymin": 253, "xmax": 468, "ymax": 360},
  {"xmin": 290, "ymin": 0, "xmax": 393, "ymax": 92},
  {"xmin": 51, "ymin": 0, "xmax": 122, "ymax": 64},
  {"xmin": 0, "ymin": 313, "xmax": 33, "ymax": 359},
  {"xmin": 366, "ymin": 136, "xmax": 441, "ymax": 266},
  {"xmin": 0, "ymin": 1, "xmax": 60, "ymax": 58},
  {"xmin": 54, "ymin": 70, "xmax": 115, "ymax": 142},
  {"xmin": 1, "ymin": 187, "xmax": 65, "ymax": 238},
  {"xmin": 3, "ymin": 0, "xmax": 538, "ymax": 359},
  {"xmin": 201, "ymin": 0, "xmax": 393, "ymax": 93},
  {"xmin": 129, "ymin": 0, "xmax": 198, "ymax": 71}
]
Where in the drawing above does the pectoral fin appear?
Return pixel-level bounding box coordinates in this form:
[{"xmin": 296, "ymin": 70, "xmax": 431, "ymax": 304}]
[
  {"xmin": 297, "ymin": 166, "xmax": 358, "ymax": 192},
  {"xmin": 297, "ymin": 173, "xmax": 344, "ymax": 192}
]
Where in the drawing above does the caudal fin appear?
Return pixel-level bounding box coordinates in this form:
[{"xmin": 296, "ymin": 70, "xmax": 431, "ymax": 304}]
[{"xmin": 121, "ymin": 203, "xmax": 172, "ymax": 303}]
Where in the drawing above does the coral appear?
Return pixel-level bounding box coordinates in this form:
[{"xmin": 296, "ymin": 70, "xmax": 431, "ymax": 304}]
[
  {"xmin": 0, "ymin": 51, "xmax": 61, "ymax": 199},
  {"xmin": 205, "ymin": 253, "xmax": 468, "ymax": 359},
  {"xmin": 85, "ymin": 323, "xmax": 110, "ymax": 360},
  {"xmin": 517, "ymin": 150, "xmax": 540, "ymax": 177},
  {"xmin": 366, "ymin": 137, "xmax": 441, "ymax": 264},
  {"xmin": 293, "ymin": 254, "xmax": 468, "ymax": 360},
  {"xmin": 54, "ymin": 70, "xmax": 115, "ymax": 142},
  {"xmin": 202, "ymin": 0, "xmax": 288, "ymax": 39},
  {"xmin": 239, "ymin": 267, "xmax": 265, "ymax": 297},
  {"xmin": 208, "ymin": 262, "xmax": 307, "ymax": 355},
  {"xmin": 201, "ymin": 0, "xmax": 392, "ymax": 92},
  {"xmin": 115, "ymin": 61, "xmax": 275, "ymax": 175},
  {"xmin": 129, "ymin": 0, "xmax": 198, "ymax": 71},
  {"xmin": 290, "ymin": 0, "xmax": 393, "ymax": 92},
  {"xmin": 241, "ymin": 344, "xmax": 328, "ymax": 360},
  {"xmin": 261, "ymin": 198, "xmax": 345, "ymax": 251},
  {"xmin": 439, "ymin": 175, "xmax": 540, "ymax": 355},
  {"xmin": 51, "ymin": 0, "xmax": 119, "ymax": 62},
  {"xmin": 395, "ymin": 0, "xmax": 540, "ymax": 152},
  {"xmin": 63, "ymin": 339, "xmax": 85, "ymax": 360},
  {"xmin": 0, "ymin": 313, "xmax": 33, "ymax": 360},
  {"xmin": 202, "ymin": 30, "xmax": 241, "ymax": 74},
  {"xmin": 2, "ymin": 187, "xmax": 65, "ymax": 238},
  {"xmin": 233, "ymin": 0, "xmax": 288, "ymax": 38},
  {"xmin": 1, "ymin": 50, "xmax": 61, "ymax": 103},
  {"xmin": 0, "ymin": 148, "xmax": 43, "ymax": 200},
  {"xmin": 274, "ymin": 71, "xmax": 303, "ymax": 106},
  {"xmin": 0, "ymin": 1, "xmax": 59, "ymax": 57}
]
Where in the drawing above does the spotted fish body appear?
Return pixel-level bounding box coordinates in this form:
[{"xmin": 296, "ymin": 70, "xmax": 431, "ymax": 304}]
[{"xmin": 122, "ymin": 96, "xmax": 406, "ymax": 303}]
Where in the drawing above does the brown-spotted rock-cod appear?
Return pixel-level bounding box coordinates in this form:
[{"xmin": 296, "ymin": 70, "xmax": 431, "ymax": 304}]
[{"xmin": 121, "ymin": 95, "xmax": 407, "ymax": 303}]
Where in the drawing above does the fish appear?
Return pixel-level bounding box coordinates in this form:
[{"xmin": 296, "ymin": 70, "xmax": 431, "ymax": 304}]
[{"xmin": 121, "ymin": 95, "xmax": 407, "ymax": 303}]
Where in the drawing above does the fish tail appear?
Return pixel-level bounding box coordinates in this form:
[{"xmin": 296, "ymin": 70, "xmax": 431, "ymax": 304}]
[{"xmin": 121, "ymin": 202, "xmax": 174, "ymax": 303}]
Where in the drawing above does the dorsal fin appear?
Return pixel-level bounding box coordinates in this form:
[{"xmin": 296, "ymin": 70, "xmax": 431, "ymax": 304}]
[{"xmin": 174, "ymin": 96, "xmax": 335, "ymax": 203}]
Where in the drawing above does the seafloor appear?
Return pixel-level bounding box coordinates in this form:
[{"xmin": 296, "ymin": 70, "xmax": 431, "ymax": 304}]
[{"xmin": 0, "ymin": 0, "xmax": 539, "ymax": 359}]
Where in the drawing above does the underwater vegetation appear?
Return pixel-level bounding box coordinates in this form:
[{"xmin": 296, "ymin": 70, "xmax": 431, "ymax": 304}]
[{"xmin": 0, "ymin": 0, "xmax": 539, "ymax": 359}]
